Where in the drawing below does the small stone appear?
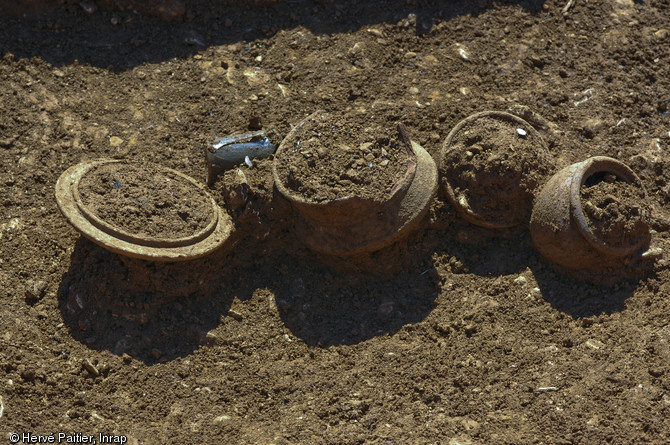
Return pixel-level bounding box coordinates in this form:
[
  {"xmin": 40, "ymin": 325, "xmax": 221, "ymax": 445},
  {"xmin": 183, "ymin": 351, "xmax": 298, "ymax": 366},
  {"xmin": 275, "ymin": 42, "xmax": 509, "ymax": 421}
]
[
  {"xmin": 20, "ymin": 367, "xmax": 37, "ymax": 381},
  {"xmin": 404, "ymin": 51, "xmax": 417, "ymax": 58},
  {"xmin": 316, "ymin": 147, "xmax": 329, "ymax": 159},
  {"xmin": 513, "ymin": 276, "xmax": 527, "ymax": 285},
  {"xmin": 25, "ymin": 280, "xmax": 47, "ymax": 300},
  {"xmin": 649, "ymin": 367, "xmax": 665, "ymax": 377},
  {"xmin": 349, "ymin": 42, "xmax": 362, "ymax": 56},
  {"xmin": 358, "ymin": 142, "xmax": 374, "ymax": 153},
  {"xmin": 203, "ymin": 331, "xmax": 218, "ymax": 344},
  {"xmin": 0, "ymin": 136, "xmax": 16, "ymax": 148},
  {"xmin": 110, "ymin": 16, "xmax": 120, "ymax": 25},
  {"xmin": 213, "ymin": 415, "xmax": 232, "ymax": 424},
  {"xmin": 79, "ymin": 1, "xmax": 97, "ymax": 14},
  {"xmin": 109, "ymin": 136, "xmax": 124, "ymax": 147},
  {"xmin": 581, "ymin": 118, "xmax": 604, "ymax": 138},
  {"xmin": 380, "ymin": 159, "xmax": 390, "ymax": 167},
  {"xmin": 249, "ymin": 116, "xmax": 262, "ymax": 131},
  {"xmin": 585, "ymin": 339, "xmax": 605, "ymax": 350},
  {"xmin": 516, "ymin": 128, "xmax": 527, "ymax": 137},
  {"xmin": 455, "ymin": 45, "xmax": 469, "ymax": 60},
  {"xmin": 408, "ymin": 86, "xmax": 419, "ymax": 95},
  {"xmin": 228, "ymin": 309, "xmax": 243, "ymax": 321},
  {"xmin": 83, "ymin": 358, "xmax": 100, "ymax": 377},
  {"xmin": 655, "ymin": 29, "xmax": 668, "ymax": 40}
]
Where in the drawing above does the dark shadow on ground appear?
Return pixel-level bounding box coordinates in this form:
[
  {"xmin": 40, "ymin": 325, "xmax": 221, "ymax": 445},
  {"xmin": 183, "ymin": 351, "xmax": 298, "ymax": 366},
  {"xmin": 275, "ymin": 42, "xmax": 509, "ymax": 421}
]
[
  {"xmin": 58, "ymin": 237, "xmax": 239, "ymax": 364},
  {"xmin": 58, "ymin": 214, "xmax": 440, "ymax": 359},
  {"xmin": 430, "ymin": 202, "xmax": 533, "ymax": 277},
  {"xmin": 529, "ymin": 256, "xmax": 643, "ymax": 318},
  {"xmin": 273, "ymin": 241, "xmax": 440, "ymax": 347},
  {"xmin": 0, "ymin": 0, "xmax": 548, "ymax": 71}
]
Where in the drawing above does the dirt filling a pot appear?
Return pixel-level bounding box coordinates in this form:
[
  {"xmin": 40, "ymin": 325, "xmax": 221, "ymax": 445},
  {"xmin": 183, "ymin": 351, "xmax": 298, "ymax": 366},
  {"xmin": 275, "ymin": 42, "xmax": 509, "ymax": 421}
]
[
  {"xmin": 580, "ymin": 172, "xmax": 651, "ymax": 250},
  {"xmin": 78, "ymin": 162, "xmax": 213, "ymax": 239},
  {"xmin": 275, "ymin": 120, "xmax": 409, "ymax": 203},
  {"xmin": 442, "ymin": 116, "xmax": 553, "ymax": 226}
]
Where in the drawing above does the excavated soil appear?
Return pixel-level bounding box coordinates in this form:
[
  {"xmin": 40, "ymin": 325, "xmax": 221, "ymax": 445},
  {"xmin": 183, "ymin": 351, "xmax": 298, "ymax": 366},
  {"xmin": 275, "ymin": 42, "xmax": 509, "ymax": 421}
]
[
  {"xmin": 581, "ymin": 173, "xmax": 652, "ymax": 250},
  {"xmin": 3, "ymin": 1, "xmax": 670, "ymax": 444},
  {"xmin": 275, "ymin": 111, "xmax": 409, "ymax": 202},
  {"xmin": 78, "ymin": 162, "xmax": 214, "ymax": 239},
  {"xmin": 441, "ymin": 113, "xmax": 554, "ymax": 227}
]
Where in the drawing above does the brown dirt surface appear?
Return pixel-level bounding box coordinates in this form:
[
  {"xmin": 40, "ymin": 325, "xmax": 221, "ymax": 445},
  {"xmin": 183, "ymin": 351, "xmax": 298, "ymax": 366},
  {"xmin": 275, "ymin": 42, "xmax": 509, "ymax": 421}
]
[
  {"xmin": 3, "ymin": 1, "xmax": 670, "ymax": 444},
  {"xmin": 78, "ymin": 162, "xmax": 214, "ymax": 239},
  {"xmin": 275, "ymin": 112, "xmax": 409, "ymax": 202},
  {"xmin": 581, "ymin": 173, "xmax": 652, "ymax": 250},
  {"xmin": 441, "ymin": 113, "xmax": 554, "ymax": 226}
]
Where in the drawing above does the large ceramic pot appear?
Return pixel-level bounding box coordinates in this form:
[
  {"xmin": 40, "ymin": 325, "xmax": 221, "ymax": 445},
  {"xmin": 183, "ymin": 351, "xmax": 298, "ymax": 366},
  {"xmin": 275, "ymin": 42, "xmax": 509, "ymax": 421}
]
[{"xmin": 272, "ymin": 111, "xmax": 438, "ymax": 256}]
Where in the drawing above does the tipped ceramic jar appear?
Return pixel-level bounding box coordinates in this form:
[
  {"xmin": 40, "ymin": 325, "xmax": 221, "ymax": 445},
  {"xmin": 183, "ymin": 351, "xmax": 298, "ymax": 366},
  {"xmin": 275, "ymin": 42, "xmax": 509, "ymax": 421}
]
[
  {"xmin": 530, "ymin": 156, "xmax": 653, "ymax": 273},
  {"xmin": 272, "ymin": 110, "xmax": 438, "ymax": 256},
  {"xmin": 439, "ymin": 111, "xmax": 555, "ymax": 228}
]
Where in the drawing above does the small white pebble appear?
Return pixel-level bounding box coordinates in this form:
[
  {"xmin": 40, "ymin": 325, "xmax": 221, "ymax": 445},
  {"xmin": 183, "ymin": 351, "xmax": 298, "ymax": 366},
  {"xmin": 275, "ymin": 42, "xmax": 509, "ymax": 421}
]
[
  {"xmin": 456, "ymin": 45, "xmax": 469, "ymax": 60},
  {"xmin": 514, "ymin": 275, "xmax": 527, "ymax": 285},
  {"xmin": 516, "ymin": 128, "xmax": 527, "ymax": 137},
  {"xmin": 244, "ymin": 155, "xmax": 253, "ymax": 167},
  {"xmin": 213, "ymin": 415, "xmax": 232, "ymax": 424}
]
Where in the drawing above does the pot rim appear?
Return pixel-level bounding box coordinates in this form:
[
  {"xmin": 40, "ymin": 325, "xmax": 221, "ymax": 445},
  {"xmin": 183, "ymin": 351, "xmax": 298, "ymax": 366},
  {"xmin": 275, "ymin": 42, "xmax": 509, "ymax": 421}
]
[
  {"xmin": 570, "ymin": 156, "xmax": 650, "ymax": 257},
  {"xmin": 72, "ymin": 160, "xmax": 220, "ymax": 247},
  {"xmin": 55, "ymin": 159, "xmax": 233, "ymax": 261}
]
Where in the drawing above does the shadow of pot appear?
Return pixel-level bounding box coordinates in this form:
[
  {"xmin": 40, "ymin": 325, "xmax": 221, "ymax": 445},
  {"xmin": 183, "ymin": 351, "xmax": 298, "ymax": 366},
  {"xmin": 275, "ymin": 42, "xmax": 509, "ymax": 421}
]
[
  {"xmin": 439, "ymin": 111, "xmax": 554, "ymax": 229},
  {"xmin": 272, "ymin": 111, "xmax": 438, "ymax": 256},
  {"xmin": 530, "ymin": 156, "xmax": 655, "ymax": 275}
]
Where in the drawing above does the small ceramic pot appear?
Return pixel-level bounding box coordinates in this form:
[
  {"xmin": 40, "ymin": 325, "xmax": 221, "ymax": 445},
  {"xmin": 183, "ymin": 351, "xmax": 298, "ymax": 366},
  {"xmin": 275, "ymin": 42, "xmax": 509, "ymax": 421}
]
[
  {"xmin": 530, "ymin": 156, "xmax": 652, "ymax": 272},
  {"xmin": 439, "ymin": 111, "xmax": 554, "ymax": 228},
  {"xmin": 272, "ymin": 111, "xmax": 438, "ymax": 256}
]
